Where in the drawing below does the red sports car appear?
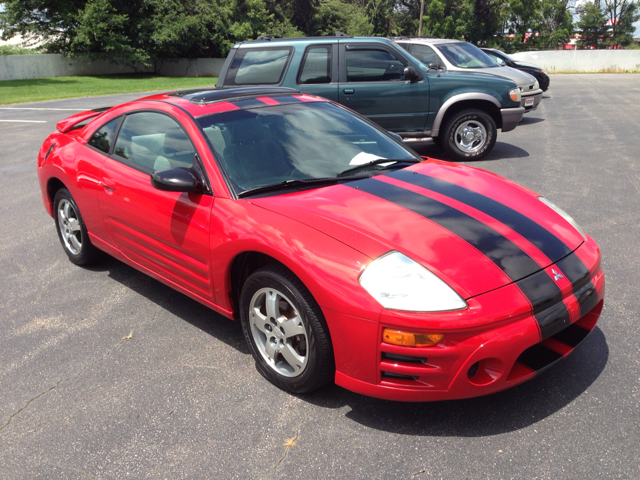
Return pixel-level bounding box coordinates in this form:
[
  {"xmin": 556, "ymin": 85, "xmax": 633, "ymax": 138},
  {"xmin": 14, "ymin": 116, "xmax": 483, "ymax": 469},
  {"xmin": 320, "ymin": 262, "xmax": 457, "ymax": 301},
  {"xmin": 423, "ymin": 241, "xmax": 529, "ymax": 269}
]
[{"xmin": 37, "ymin": 87, "xmax": 604, "ymax": 401}]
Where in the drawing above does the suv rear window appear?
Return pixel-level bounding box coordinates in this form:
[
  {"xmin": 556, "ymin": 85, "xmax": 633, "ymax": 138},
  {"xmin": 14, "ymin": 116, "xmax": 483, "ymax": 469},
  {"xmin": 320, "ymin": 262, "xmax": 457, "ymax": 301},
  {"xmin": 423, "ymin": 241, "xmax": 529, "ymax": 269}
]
[{"xmin": 225, "ymin": 47, "xmax": 293, "ymax": 85}]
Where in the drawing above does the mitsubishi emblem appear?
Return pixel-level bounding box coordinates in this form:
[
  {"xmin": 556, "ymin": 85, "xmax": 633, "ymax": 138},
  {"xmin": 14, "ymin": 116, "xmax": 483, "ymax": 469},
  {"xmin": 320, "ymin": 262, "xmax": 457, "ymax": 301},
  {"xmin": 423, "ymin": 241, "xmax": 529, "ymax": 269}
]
[{"xmin": 552, "ymin": 269, "xmax": 563, "ymax": 281}]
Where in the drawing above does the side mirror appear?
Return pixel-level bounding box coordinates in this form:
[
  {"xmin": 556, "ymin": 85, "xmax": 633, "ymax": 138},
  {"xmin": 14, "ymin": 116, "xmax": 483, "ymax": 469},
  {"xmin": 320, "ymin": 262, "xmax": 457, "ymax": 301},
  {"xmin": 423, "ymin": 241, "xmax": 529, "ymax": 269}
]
[
  {"xmin": 151, "ymin": 167, "xmax": 199, "ymax": 192},
  {"xmin": 403, "ymin": 66, "xmax": 418, "ymax": 82}
]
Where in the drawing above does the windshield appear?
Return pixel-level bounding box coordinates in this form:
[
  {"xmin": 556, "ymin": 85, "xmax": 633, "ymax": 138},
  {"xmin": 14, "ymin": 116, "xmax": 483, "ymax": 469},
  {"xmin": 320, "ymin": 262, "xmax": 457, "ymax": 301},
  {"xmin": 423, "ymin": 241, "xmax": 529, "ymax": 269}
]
[
  {"xmin": 436, "ymin": 42, "xmax": 499, "ymax": 69},
  {"xmin": 196, "ymin": 101, "xmax": 418, "ymax": 195}
]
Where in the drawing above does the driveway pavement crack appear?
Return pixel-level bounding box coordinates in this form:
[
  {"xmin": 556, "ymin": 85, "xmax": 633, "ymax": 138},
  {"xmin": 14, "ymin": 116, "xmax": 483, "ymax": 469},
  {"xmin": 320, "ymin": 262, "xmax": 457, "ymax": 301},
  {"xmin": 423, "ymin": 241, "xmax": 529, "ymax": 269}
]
[
  {"xmin": 0, "ymin": 306, "xmax": 162, "ymax": 434},
  {"xmin": 273, "ymin": 406, "xmax": 314, "ymax": 475}
]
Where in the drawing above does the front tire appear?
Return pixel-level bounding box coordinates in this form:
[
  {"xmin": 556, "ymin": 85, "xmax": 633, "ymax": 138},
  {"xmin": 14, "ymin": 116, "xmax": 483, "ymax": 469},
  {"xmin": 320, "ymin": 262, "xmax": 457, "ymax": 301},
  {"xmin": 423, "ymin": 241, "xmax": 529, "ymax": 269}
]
[
  {"xmin": 53, "ymin": 188, "xmax": 100, "ymax": 265},
  {"xmin": 240, "ymin": 265, "xmax": 334, "ymax": 393},
  {"xmin": 441, "ymin": 109, "xmax": 497, "ymax": 161}
]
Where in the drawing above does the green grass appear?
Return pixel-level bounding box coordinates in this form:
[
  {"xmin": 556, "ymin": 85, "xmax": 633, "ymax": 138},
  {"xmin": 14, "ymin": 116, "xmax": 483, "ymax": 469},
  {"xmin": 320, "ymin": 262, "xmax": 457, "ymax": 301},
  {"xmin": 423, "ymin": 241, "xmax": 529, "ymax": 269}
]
[{"xmin": 0, "ymin": 74, "xmax": 219, "ymax": 105}]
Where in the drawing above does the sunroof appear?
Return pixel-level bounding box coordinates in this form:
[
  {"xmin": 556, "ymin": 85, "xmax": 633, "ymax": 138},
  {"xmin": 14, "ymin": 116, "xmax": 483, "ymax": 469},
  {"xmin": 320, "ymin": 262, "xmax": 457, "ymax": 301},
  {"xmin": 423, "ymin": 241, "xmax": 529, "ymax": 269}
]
[{"xmin": 169, "ymin": 87, "xmax": 301, "ymax": 104}]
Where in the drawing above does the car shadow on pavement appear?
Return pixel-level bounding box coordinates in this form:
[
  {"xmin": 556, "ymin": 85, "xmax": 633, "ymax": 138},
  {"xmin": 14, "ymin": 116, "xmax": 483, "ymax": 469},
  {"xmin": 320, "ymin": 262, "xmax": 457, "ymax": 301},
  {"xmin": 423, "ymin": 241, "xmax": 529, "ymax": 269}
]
[
  {"xmin": 301, "ymin": 327, "xmax": 608, "ymax": 437},
  {"xmin": 410, "ymin": 141, "xmax": 530, "ymax": 162},
  {"xmin": 84, "ymin": 254, "xmax": 249, "ymax": 354},
  {"xmin": 518, "ymin": 116, "xmax": 545, "ymax": 126}
]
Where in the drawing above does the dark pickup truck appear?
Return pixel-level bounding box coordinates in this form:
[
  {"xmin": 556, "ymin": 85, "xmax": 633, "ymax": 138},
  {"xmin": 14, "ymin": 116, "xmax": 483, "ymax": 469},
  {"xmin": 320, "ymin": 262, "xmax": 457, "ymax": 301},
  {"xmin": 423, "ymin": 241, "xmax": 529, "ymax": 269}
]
[{"xmin": 216, "ymin": 35, "xmax": 525, "ymax": 161}]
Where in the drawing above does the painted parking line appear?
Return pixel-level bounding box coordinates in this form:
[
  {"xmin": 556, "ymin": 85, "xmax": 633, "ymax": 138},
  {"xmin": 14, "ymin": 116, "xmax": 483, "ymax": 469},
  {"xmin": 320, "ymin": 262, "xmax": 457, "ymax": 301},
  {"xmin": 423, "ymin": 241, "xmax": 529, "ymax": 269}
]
[
  {"xmin": 0, "ymin": 107, "xmax": 84, "ymax": 111},
  {"xmin": 0, "ymin": 120, "xmax": 47, "ymax": 123}
]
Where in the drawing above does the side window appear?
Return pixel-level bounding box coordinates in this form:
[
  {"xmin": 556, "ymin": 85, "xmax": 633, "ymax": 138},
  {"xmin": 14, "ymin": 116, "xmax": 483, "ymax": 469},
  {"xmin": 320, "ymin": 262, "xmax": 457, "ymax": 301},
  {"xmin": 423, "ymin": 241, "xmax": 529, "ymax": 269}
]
[
  {"xmin": 88, "ymin": 118, "xmax": 120, "ymax": 154},
  {"xmin": 298, "ymin": 46, "xmax": 332, "ymax": 84},
  {"xmin": 346, "ymin": 49, "xmax": 407, "ymax": 82},
  {"xmin": 396, "ymin": 42, "xmax": 411, "ymax": 52},
  {"xmin": 487, "ymin": 52, "xmax": 505, "ymax": 66},
  {"xmin": 113, "ymin": 112, "xmax": 195, "ymax": 171},
  {"xmin": 225, "ymin": 47, "xmax": 292, "ymax": 85},
  {"xmin": 411, "ymin": 45, "xmax": 441, "ymax": 66}
]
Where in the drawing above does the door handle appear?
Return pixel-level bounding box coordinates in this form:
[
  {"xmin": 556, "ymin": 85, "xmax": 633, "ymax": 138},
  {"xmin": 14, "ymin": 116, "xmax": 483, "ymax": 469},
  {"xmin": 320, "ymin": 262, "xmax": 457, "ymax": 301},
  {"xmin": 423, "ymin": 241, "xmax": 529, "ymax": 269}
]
[
  {"xmin": 343, "ymin": 89, "xmax": 355, "ymax": 95},
  {"xmin": 101, "ymin": 179, "xmax": 116, "ymax": 193}
]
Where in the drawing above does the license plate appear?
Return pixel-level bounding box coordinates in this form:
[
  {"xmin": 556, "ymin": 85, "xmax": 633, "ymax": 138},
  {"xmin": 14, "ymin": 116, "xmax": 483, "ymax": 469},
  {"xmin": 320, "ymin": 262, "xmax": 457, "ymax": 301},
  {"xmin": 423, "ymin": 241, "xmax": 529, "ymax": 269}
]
[{"xmin": 525, "ymin": 98, "xmax": 535, "ymax": 107}]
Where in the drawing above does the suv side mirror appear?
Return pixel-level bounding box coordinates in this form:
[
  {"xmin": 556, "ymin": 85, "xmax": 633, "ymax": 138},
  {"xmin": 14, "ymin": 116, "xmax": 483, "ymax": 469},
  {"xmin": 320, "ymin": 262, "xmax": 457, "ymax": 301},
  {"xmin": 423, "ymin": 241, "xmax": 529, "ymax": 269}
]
[
  {"xmin": 403, "ymin": 66, "xmax": 419, "ymax": 82},
  {"xmin": 151, "ymin": 167, "xmax": 200, "ymax": 192}
]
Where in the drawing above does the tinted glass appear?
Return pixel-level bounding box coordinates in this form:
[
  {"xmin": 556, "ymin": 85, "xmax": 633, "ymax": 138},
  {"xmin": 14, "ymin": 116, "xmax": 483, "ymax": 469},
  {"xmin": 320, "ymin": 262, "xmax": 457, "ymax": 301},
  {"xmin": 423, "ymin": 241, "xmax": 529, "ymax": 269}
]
[
  {"xmin": 484, "ymin": 50, "xmax": 505, "ymax": 65},
  {"xmin": 88, "ymin": 118, "xmax": 120, "ymax": 154},
  {"xmin": 226, "ymin": 48, "xmax": 292, "ymax": 85},
  {"xmin": 196, "ymin": 102, "xmax": 417, "ymax": 194},
  {"xmin": 113, "ymin": 112, "xmax": 195, "ymax": 171},
  {"xmin": 346, "ymin": 49, "xmax": 406, "ymax": 82},
  {"xmin": 298, "ymin": 46, "xmax": 331, "ymax": 84},
  {"xmin": 436, "ymin": 42, "xmax": 499, "ymax": 68},
  {"xmin": 410, "ymin": 44, "xmax": 441, "ymax": 66}
]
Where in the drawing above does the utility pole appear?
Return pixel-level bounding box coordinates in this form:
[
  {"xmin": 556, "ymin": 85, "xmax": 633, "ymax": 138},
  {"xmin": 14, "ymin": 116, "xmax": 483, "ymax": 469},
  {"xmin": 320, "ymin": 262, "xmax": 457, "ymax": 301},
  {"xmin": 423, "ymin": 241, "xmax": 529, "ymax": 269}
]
[{"xmin": 418, "ymin": 0, "xmax": 426, "ymax": 36}]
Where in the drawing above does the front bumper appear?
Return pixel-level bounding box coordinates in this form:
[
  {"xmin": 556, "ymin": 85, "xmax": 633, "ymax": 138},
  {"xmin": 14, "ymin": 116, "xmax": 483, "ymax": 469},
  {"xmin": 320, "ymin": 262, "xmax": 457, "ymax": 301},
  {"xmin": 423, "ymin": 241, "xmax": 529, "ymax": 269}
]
[
  {"xmin": 500, "ymin": 107, "xmax": 525, "ymax": 132},
  {"xmin": 521, "ymin": 89, "xmax": 543, "ymax": 112},
  {"xmin": 329, "ymin": 237, "xmax": 605, "ymax": 402}
]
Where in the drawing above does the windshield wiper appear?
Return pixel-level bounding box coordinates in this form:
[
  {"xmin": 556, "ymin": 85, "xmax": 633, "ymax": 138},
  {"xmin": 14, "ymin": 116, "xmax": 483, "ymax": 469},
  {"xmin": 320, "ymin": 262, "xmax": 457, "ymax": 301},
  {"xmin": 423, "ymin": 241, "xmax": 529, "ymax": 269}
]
[
  {"xmin": 337, "ymin": 158, "xmax": 419, "ymax": 177},
  {"xmin": 238, "ymin": 177, "xmax": 340, "ymax": 198}
]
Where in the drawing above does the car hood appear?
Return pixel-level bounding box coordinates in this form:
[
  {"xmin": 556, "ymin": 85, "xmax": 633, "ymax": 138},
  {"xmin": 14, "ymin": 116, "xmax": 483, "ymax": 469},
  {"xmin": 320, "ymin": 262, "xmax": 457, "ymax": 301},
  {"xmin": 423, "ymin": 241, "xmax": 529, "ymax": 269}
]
[
  {"xmin": 514, "ymin": 61, "xmax": 544, "ymax": 71},
  {"xmin": 472, "ymin": 66, "xmax": 537, "ymax": 88},
  {"xmin": 249, "ymin": 160, "xmax": 584, "ymax": 299}
]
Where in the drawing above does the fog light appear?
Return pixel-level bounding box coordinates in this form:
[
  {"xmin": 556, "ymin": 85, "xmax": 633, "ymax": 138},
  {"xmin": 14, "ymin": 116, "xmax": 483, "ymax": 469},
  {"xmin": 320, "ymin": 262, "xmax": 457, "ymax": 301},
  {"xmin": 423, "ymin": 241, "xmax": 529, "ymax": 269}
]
[{"xmin": 382, "ymin": 328, "xmax": 445, "ymax": 347}]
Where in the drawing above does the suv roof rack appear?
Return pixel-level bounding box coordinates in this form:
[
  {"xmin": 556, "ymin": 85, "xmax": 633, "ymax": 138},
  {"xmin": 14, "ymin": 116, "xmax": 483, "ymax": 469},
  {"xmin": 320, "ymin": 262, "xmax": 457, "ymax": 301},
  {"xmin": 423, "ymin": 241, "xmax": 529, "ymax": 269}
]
[
  {"xmin": 170, "ymin": 87, "xmax": 302, "ymax": 104},
  {"xmin": 334, "ymin": 31, "xmax": 351, "ymax": 37},
  {"xmin": 256, "ymin": 34, "xmax": 283, "ymax": 41}
]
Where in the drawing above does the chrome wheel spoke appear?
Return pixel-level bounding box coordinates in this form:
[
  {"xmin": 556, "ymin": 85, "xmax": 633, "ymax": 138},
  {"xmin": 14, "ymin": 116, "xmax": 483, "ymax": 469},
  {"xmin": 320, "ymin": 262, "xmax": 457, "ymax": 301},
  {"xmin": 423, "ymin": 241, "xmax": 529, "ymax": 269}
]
[
  {"xmin": 280, "ymin": 343, "xmax": 306, "ymax": 372},
  {"xmin": 69, "ymin": 234, "xmax": 82, "ymax": 251},
  {"xmin": 265, "ymin": 291, "xmax": 279, "ymax": 321},
  {"xmin": 263, "ymin": 338, "xmax": 277, "ymax": 361},
  {"xmin": 281, "ymin": 315, "xmax": 305, "ymax": 337},
  {"xmin": 68, "ymin": 218, "xmax": 81, "ymax": 233}
]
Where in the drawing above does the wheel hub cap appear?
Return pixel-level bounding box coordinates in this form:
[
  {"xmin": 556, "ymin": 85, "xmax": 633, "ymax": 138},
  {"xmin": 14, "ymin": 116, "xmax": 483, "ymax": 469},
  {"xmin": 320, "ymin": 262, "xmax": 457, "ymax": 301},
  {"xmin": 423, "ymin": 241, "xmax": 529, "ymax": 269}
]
[
  {"xmin": 57, "ymin": 199, "xmax": 82, "ymax": 255},
  {"xmin": 249, "ymin": 288, "xmax": 308, "ymax": 377},
  {"xmin": 454, "ymin": 120, "xmax": 487, "ymax": 154}
]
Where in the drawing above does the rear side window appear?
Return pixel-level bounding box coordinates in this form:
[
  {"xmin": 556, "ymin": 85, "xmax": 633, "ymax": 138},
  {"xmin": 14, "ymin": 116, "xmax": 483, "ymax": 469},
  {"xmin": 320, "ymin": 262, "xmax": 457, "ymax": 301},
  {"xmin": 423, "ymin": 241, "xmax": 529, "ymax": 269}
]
[
  {"xmin": 411, "ymin": 45, "xmax": 441, "ymax": 67},
  {"xmin": 346, "ymin": 49, "xmax": 407, "ymax": 82},
  {"xmin": 88, "ymin": 118, "xmax": 120, "ymax": 154},
  {"xmin": 113, "ymin": 112, "xmax": 195, "ymax": 171},
  {"xmin": 225, "ymin": 47, "xmax": 293, "ymax": 85},
  {"xmin": 298, "ymin": 46, "xmax": 332, "ymax": 84}
]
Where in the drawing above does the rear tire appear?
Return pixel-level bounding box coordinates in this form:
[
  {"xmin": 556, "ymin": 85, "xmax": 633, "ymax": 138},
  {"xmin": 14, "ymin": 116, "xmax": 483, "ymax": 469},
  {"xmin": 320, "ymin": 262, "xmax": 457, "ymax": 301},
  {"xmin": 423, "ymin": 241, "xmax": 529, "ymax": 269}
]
[
  {"xmin": 240, "ymin": 265, "xmax": 334, "ymax": 393},
  {"xmin": 441, "ymin": 109, "xmax": 496, "ymax": 161},
  {"xmin": 53, "ymin": 188, "xmax": 100, "ymax": 265}
]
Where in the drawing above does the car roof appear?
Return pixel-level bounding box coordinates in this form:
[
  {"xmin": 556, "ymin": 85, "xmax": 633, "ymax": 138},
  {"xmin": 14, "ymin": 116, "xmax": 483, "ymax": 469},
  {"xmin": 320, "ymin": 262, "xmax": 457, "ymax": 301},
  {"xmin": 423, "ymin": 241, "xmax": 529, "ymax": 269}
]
[
  {"xmin": 234, "ymin": 36, "xmax": 398, "ymax": 48},
  {"xmin": 138, "ymin": 87, "xmax": 326, "ymax": 117},
  {"xmin": 393, "ymin": 37, "xmax": 459, "ymax": 45}
]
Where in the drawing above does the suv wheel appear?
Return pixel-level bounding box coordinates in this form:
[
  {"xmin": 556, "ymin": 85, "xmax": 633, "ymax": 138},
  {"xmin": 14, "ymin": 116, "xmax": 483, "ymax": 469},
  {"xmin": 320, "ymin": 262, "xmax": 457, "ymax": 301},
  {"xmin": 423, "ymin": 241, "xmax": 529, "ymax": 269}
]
[{"xmin": 441, "ymin": 109, "xmax": 496, "ymax": 161}]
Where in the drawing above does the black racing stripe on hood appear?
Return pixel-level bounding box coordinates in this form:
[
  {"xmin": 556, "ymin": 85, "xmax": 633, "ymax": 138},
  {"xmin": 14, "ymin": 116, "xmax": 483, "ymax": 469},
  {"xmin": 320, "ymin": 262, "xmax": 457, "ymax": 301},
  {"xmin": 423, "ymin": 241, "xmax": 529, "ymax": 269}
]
[
  {"xmin": 349, "ymin": 178, "xmax": 571, "ymax": 339},
  {"xmin": 388, "ymin": 170, "xmax": 572, "ymax": 261},
  {"xmin": 348, "ymin": 178, "xmax": 541, "ymax": 280},
  {"xmin": 555, "ymin": 253, "xmax": 597, "ymax": 318}
]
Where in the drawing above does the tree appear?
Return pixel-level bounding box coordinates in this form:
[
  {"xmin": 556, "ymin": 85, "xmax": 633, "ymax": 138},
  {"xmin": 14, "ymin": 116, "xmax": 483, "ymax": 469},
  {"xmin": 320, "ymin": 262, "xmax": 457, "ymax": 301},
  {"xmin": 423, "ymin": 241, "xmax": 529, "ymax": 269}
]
[
  {"xmin": 601, "ymin": 0, "xmax": 640, "ymax": 46},
  {"xmin": 539, "ymin": 0, "xmax": 573, "ymax": 48},
  {"xmin": 576, "ymin": 1, "xmax": 609, "ymax": 48}
]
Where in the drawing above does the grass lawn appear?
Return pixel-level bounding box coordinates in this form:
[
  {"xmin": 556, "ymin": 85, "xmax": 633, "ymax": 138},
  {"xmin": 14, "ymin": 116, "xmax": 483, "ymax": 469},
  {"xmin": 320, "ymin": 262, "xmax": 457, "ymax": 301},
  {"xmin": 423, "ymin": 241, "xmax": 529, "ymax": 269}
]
[{"xmin": 0, "ymin": 74, "xmax": 219, "ymax": 105}]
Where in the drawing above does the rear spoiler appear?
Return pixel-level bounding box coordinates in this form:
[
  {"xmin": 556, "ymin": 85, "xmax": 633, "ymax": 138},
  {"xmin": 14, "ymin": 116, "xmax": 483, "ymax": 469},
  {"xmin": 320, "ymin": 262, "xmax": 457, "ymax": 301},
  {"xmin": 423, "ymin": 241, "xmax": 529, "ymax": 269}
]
[{"xmin": 56, "ymin": 107, "xmax": 112, "ymax": 133}]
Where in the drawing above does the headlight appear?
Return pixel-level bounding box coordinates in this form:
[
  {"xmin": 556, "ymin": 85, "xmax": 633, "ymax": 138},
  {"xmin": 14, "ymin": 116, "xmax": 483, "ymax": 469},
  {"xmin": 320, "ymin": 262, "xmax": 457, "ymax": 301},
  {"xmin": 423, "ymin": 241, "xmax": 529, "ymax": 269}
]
[
  {"xmin": 509, "ymin": 87, "xmax": 521, "ymax": 103},
  {"xmin": 538, "ymin": 196, "xmax": 586, "ymax": 240},
  {"xmin": 533, "ymin": 80, "xmax": 540, "ymax": 90},
  {"xmin": 359, "ymin": 251, "xmax": 467, "ymax": 312}
]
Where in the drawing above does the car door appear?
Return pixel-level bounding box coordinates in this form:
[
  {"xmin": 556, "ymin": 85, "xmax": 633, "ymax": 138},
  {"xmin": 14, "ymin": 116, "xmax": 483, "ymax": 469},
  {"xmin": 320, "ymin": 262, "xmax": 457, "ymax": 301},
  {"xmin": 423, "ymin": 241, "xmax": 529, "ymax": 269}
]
[
  {"xmin": 338, "ymin": 43, "xmax": 430, "ymax": 134},
  {"xmin": 295, "ymin": 44, "xmax": 339, "ymax": 101},
  {"xmin": 97, "ymin": 110, "xmax": 215, "ymax": 300}
]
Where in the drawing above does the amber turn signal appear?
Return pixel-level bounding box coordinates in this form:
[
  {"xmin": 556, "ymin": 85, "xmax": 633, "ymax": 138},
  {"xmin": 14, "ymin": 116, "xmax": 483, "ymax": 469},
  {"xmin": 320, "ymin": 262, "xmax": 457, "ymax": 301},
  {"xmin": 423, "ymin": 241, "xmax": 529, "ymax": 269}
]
[{"xmin": 382, "ymin": 328, "xmax": 445, "ymax": 347}]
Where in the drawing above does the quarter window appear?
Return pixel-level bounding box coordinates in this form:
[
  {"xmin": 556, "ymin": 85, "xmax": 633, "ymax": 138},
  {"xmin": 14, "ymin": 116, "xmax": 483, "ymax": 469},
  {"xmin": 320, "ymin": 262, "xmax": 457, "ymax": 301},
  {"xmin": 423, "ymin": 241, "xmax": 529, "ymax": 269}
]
[
  {"xmin": 113, "ymin": 112, "xmax": 195, "ymax": 171},
  {"xmin": 88, "ymin": 118, "xmax": 120, "ymax": 154},
  {"xmin": 226, "ymin": 47, "xmax": 292, "ymax": 85},
  {"xmin": 346, "ymin": 49, "xmax": 407, "ymax": 82},
  {"xmin": 298, "ymin": 46, "xmax": 332, "ymax": 84}
]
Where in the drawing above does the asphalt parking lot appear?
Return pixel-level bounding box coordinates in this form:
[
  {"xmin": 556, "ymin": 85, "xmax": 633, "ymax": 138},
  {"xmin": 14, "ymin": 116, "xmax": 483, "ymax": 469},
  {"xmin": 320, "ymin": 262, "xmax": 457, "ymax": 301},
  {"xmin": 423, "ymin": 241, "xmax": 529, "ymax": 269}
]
[{"xmin": 0, "ymin": 74, "xmax": 638, "ymax": 479}]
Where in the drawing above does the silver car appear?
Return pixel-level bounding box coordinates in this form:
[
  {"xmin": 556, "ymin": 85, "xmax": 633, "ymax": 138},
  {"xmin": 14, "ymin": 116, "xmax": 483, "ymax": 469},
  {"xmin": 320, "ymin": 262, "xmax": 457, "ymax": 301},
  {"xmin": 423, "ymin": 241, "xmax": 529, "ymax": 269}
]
[{"xmin": 394, "ymin": 38, "xmax": 542, "ymax": 113}]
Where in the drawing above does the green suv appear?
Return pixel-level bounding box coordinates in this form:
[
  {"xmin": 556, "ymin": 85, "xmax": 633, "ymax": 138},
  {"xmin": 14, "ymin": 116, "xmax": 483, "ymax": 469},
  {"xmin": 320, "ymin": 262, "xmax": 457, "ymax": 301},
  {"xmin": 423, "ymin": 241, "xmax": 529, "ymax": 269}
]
[{"xmin": 216, "ymin": 35, "xmax": 524, "ymax": 161}]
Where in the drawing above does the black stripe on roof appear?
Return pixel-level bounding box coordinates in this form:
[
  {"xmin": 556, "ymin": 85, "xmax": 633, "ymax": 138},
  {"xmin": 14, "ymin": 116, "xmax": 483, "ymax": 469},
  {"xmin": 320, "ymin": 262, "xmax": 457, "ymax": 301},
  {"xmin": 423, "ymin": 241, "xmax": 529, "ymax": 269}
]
[{"xmin": 387, "ymin": 170, "xmax": 572, "ymax": 262}]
